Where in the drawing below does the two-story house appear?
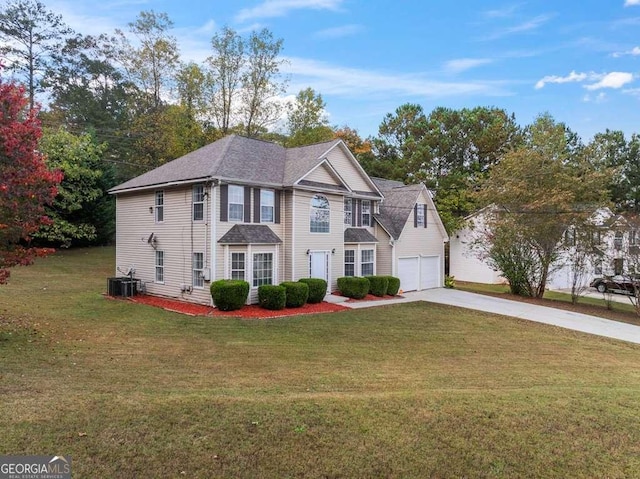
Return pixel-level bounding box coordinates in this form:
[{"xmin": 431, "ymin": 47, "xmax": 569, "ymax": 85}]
[{"xmin": 109, "ymin": 135, "xmax": 448, "ymax": 305}]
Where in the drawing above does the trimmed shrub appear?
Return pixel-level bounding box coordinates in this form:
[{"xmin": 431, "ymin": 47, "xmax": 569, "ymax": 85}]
[
  {"xmin": 384, "ymin": 276, "xmax": 401, "ymax": 296},
  {"xmin": 367, "ymin": 275, "xmax": 389, "ymax": 297},
  {"xmin": 210, "ymin": 279, "xmax": 249, "ymax": 311},
  {"xmin": 444, "ymin": 275, "xmax": 456, "ymax": 289},
  {"xmin": 258, "ymin": 285, "xmax": 286, "ymax": 310},
  {"xmin": 298, "ymin": 278, "xmax": 327, "ymax": 303},
  {"xmin": 280, "ymin": 281, "xmax": 309, "ymax": 308},
  {"xmin": 337, "ymin": 276, "xmax": 370, "ymax": 299}
]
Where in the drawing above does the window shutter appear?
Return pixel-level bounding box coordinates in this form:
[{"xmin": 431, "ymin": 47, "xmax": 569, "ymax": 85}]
[
  {"xmin": 414, "ymin": 204, "xmax": 418, "ymax": 228},
  {"xmin": 351, "ymin": 199, "xmax": 356, "ymax": 227},
  {"xmin": 274, "ymin": 190, "xmax": 281, "ymax": 224},
  {"xmin": 220, "ymin": 184, "xmax": 228, "ymax": 222},
  {"xmin": 356, "ymin": 199, "xmax": 362, "ymax": 227},
  {"xmin": 254, "ymin": 189, "xmax": 261, "ymax": 223},
  {"xmin": 423, "ymin": 204, "xmax": 428, "ymax": 228},
  {"xmin": 244, "ymin": 186, "xmax": 252, "ymax": 223}
]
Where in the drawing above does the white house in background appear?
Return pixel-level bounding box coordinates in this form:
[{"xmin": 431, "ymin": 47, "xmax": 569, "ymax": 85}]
[
  {"xmin": 449, "ymin": 206, "xmax": 506, "ymax": 284},
  {"xmin": 450, "ymin": 206, "xmax": 636, "ymax": 290},
  {"xmin": 109, "ymin": 135, "xmax": 449, "ymax": 305}
]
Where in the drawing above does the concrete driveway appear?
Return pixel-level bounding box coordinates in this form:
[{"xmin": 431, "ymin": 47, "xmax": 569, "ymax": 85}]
[{"xmin": 342, "ymin": 288, "xmax": 640, "ymax": 345}]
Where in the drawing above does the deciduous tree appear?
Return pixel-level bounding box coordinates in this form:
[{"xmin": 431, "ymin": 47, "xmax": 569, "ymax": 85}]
[{"xmin": 286, "ymin": 87, "xmax": 333, "ymax": 146}]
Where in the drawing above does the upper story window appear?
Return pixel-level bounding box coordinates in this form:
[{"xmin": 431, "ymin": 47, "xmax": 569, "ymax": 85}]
[
  {"xmin": 193, "ymin": 184, "xmax": 204, "ymax": 221},
  {"xmin": 416, "ymin": 204, "xmax": 425, "ymax": 227},
  {"xmin": 614, "ymin": 231, "xmax": 623, "ymax": 250},
  {"xmin": 361, "ymin": 200, "xmax": 371, "ymax": 227},
  {"xmin": 155, "ymin": 191, "xmax": 164, "ymax": 223},
  {"xmin": 310, "ymin": 195, "xmax": 330, "ymax": 233},
  {"xmin": 261, "ymin": 189, "xmax": 275, "ymax": 223},
  {"xmin": 228, "ymin": 185, "xmax": 244, "ymax": 222},
  {"xmin": 344, "ymin": 198, "xmax": 352, "ymax": 225}
]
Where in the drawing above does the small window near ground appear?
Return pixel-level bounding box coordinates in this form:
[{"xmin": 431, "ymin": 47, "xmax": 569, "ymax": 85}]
[
  {"xmin": 193, "ymin": 184, "xmax": 205, "ymax": 221},
  {"xmin": 228, "ymin": 185, "xmax": 244, "ymax": 222},
  {"xmin": 231, "ymin": 252, "xmax": 246, "ymax": 280},
  {"xmin": 193, "ymin": 252, "xmax": 204, "ymax": 288},
  {"xmin": 344, "ymin": 249, "xmax": 355, "ymax": 276},
  {"xmin": 155, "ymin": 250, "xmax": 164, "ymax": 283},
  {"xmin": 261, "ymin": 189, "xmax": 275, "ymax": 222},
  {"xmin": 361, "ymin": 249, "xmax": 374, "ymax": 276},
  {"xmin": 155, "ymin": 191, "xmax": 164, "ymax": 223},
  {"xmin": 253, "ymin": 253, "xmax": 273, "ymax": 287}
]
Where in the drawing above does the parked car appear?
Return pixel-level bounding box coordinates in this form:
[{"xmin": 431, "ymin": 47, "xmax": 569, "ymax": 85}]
[{"xmin": 590, "ymin": 275, "xmax": 637, "ymax": 295}]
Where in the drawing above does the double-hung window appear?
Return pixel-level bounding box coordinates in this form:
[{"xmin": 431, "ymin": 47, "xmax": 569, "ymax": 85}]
[
  {"xmin": 310, "ymin": 195, "xmax": 330, "ymax": 233},
  {"xmin": 361, "ymin": 249, "xmax": 374, "ymax": 276},
  {"xmin": 344, "ymin": 198, "xmax": 352, "ymax": 225},
  {"xmin": 361, "ymin": 200, "xmax": 371, "ymax": 227},
  {"xmin": 193, "ymin": 184, "xmax": 204, "ymax": 221},
  {"xmin": 253, "ymin": 253, "xmax": 273, "ymax": 287},
  {"xmin": 416, "ymin": 204, "xmax": 425, "ymax": 227},
  {"xmin": 155, "ymin": 250, "xmax": 164, "ymax": 283},
  {"xmin": 228, "ymin": 185, "xmax": 244, "ymax": 222},
  {"xmin": 231, "ymin": 252, "xmax": 246, "ymax": 280},
  {"xmin": 344, "ymin": 250, "xmax": 355, "ymax": 276},
  {"xmin": 155, "ymin": 191, "xmax": 164, "ymax": 223},
  {"xmin": 261, "ymin": 190, "xmax": 275, "ymax": 223},
  {"xmin": 193, "ymin": 252, "xmax": 204, "ymax": 288}
]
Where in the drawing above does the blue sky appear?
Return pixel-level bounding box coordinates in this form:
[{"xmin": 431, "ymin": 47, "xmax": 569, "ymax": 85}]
[{"xmin": 46, "ymin": 0, "xmax": 640, "ymax": 141}]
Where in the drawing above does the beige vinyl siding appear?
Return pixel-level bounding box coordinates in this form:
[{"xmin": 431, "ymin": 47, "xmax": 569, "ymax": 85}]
[
  {"xmin": 303, "ymin": 164, "xmax": 340, "ymax": 185},
  {"xmin": 283, "ymin": 190, "xmax": 294, "ymax": 281},
  {"xmin": 394, "ymin": 190, "xmax": 446, "ymax": 285},
  {"xmin": 115, "ymin": 185, "xmax": 211, "ymax": 304},
  {"xmin": 325, "ymin": 145, "xmax": 376, "ymax": 193},
  {"xmin": 291, "ymin": 189, "xmax": 344, "ymax": 291},
  {"xmin": 374, "ymin": 223, "xmax": 393, "ymax": 276}
]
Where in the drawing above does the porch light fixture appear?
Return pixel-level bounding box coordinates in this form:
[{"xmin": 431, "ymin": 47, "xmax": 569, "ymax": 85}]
[
  {"xmin": 331, "ymin": 248, "xmax": 336, "ymax": 254},
  {"xmin": 149, "ymin": 206, "xmax": 153, "ymax": 214},
  {"xmin": 306, "ymin": 249, "xmax": 310, "ymax": 255}
]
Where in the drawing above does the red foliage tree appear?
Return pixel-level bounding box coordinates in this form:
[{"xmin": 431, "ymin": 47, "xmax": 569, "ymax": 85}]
[{"xmin": 0, "ymin": 76, "xmax": 62, "ymax": 283}]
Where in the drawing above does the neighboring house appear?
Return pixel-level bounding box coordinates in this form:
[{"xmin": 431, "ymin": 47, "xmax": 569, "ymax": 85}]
[
  {"xmin": 450, "ymin": 206, "xmax": 637, "ymax": 289},
  {"xmin": 109, "ymin": 135, "xmax": 449, "ymax": 305},
  {"xmin": 449, "ymin": 206, "xmax": 506, "ymax": 284}
]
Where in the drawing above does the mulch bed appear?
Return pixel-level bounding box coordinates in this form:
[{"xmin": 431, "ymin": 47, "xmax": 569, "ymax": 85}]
[
  {"xmin": 122, "ymin": 294, "xmax": 349, "ymax": 319},
  {"xmin": 345, "ymin": 293, "xmax": 403, "ymax": 302}
]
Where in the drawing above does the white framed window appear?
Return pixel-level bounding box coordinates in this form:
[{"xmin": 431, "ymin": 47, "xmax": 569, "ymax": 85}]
[
  {"xmin": 630, "ymin": 230, "xmax": 637, "ymax": 246},
  {"xmin": 261, "ymin": 189, "xmax": 275, "ymax": 223},
  {"xmin": 614, "ymin": 231, "xmax": 623, "ymax": 250},
  {"xmin": 416, "ymin": 204, "xmax": 425, "ymax": 227},
  {"xmin": 344, "ymin": 249, "xmax": 355, "ymax": 276},
  {"xmin": 228, "ymin": 185, "xmax": 244, "ymax": 222},
  {"xmin": 344, "ymin": 198, "xmax": 352, "ymax": 225},
  {"xmin": 361, "ymin": 200, "xmax": 371, "ymax": 227},
  {"xmin": 155, "ymin": 250, "xmax": 164, "ymax": 283},
  {"xmin": 193, "ymin": 252, "xmax": 204, "ymax": 288},
  {"xmin": 193, "ymin": 184, "xmax": 205, "ymax": 221},
  {"xmin": 253, "ymin": 253, "xmax": 273, "ymax": 287},
  {"xmin": 155, "ymin": 190, "xmax": 164, "ymax": 223},
  {"xmin": 310, "ymin": 195, "xmax": 330, "ymax": 233},
  {"xmin": 231, "ymin": 252, "xmax": 246, "ymax": 280},
  {"xmin": 361, "ymin": 249, "xmax": 374, "ymax": 276}
]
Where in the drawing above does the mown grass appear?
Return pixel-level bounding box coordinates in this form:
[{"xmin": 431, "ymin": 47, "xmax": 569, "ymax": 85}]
[{"xmin": 2, "ymin": 248, "xmax": 640, "ymax": 478}]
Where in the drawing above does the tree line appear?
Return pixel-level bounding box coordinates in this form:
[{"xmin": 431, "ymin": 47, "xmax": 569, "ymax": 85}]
[{"xmin": 1, "ymin": 0, "xmax": 639, "ymax": 296}]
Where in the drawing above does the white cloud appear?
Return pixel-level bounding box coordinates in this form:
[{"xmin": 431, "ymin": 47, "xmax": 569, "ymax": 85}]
[
  {"xmin": 585, "ymin": 72, "xmax": 634, "ymax": 90},
  {"xmin": 314, "ymin": 24, "xmax": 363, "ymax": 39},
  {"xmin": 235, "ymin": 0, "xmax": 343, "ymax": 23},
  {"xmin": 444, "ymin": 58, "xmax": 493, "ymax": 73},
  {"xmin": 623, "ymin": 87, "xmax": 640, "ymax": 96},
  {"xmin": 483, "ymin": 4, "xmax": 521, "ymax": 19},
  {"xmin": 625, "ymin": 0, "xmax": 640, "ymax": 6},
  {"xmin": 283, "ymin": 57, "xmax": 509, "ymax": 98},
  {"xmin": 483, "ymin": 14, "xmax": 553, "ymax": 40},
  {"xmin": 582, "ymin": 92, "xmax": 607, "ymax": 103},
  {"xmin": 535, "ymin": 71, "xmax": 589, "ymax": 89},
  {"xmin": 612, "ymin": 46, "xmax": 640, "ymax": 57}
]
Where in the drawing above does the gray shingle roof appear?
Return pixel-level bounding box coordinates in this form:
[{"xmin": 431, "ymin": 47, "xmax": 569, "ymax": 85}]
[
  {"xmin": 110, "ymin": 135, "xmax": 345, "ymax": 193},
  {"xmin": 344, "ymin": 228, "xmax": 378, "ymax": 243},
  {"xmin": 217, "ymin": 224, "xmax": 283, "ymax": 244},
  {"xmin": 371, "ymin": 177, "xmax": 424, "ymax": 240}
]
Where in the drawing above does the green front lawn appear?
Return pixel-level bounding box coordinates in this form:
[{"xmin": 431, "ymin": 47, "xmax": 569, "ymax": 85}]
[{"xmin": 1, "ymin": 248, "xmax": 640, "ymax": 477}]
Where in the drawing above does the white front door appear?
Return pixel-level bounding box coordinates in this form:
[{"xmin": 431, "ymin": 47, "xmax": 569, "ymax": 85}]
[{"xmin": 310, "ymin": 251, "xmax": 330, "ymax": 283}]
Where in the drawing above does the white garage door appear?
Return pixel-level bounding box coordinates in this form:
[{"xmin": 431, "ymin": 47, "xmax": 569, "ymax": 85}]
[
  {"xmin": 398, "ymin": 257, "xmax": 419, "ymax": 292},
  {"xmin": 420, "ymin": 256, "xmax": 440, "ymax": 289}
]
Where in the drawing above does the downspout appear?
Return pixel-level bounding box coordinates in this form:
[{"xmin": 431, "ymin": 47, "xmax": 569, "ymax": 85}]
[
  {"xmin": 391, "ymin": 239, "xmax": 397, "ymax": 277},
  {"xmin": 210, "ymin": 181, "xmax": 217, "ymax": 305}
]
